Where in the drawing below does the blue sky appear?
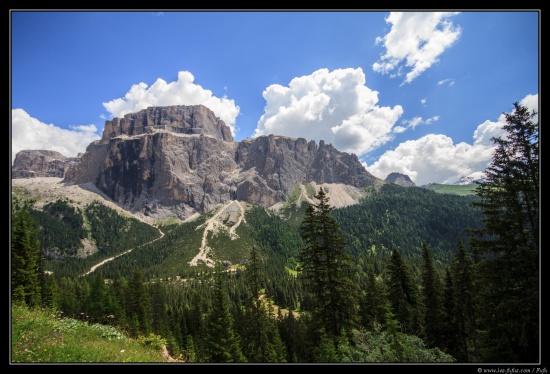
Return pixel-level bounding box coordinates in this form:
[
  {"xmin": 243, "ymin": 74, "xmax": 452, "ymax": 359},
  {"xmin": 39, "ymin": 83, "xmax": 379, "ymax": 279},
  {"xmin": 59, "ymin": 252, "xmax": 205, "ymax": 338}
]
[{"xmin": 10, "ymin": 10, "xmax": 539, "ymax": 186}]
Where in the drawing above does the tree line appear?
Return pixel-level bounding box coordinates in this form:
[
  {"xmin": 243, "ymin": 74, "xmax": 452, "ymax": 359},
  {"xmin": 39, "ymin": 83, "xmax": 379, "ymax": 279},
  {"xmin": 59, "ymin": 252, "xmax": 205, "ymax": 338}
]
[{"xmin": 11, "ymin": 102, "xmax": 539, "ymax": 363}]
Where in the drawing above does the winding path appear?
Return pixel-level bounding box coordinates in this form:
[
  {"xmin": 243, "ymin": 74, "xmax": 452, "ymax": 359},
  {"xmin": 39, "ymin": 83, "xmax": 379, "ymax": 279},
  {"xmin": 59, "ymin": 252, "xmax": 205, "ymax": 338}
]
[{"xmin": 82, "ymin": 227, "xmax": 165, "ymax": 276}]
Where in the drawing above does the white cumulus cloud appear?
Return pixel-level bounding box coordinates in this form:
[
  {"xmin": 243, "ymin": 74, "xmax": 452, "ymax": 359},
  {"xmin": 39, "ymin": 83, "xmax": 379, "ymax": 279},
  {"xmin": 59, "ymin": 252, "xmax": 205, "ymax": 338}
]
[
  {"xmin": 373, "ymin": 12, "xmax": 461, "ymax": 84},
  {"xmin": 102, "ymin": 71, "xmax": 240, "ymax": 136},
  {"xmin": 253, "ymin": 67, "xmax": 403, "ymax": 155},
  {"xmin": 366, "ymin": 93, "xmax": 538, "ymax": 186},
  {"xmin": 11, "ymin": 109, "xmax": 101, "ymax": 164}
]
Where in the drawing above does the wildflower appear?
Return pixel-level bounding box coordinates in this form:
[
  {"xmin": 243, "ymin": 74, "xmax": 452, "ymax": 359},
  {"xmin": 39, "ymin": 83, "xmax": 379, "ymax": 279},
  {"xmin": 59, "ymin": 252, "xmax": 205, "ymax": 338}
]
[{"xmin": 120, "ymin": 350, "xmax": 125, "ymax": 353}]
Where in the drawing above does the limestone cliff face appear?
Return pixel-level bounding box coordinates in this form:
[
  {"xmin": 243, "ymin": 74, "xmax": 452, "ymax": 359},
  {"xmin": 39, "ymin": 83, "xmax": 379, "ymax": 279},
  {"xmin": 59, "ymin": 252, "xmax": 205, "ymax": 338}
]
[
  {"xmin": 11, "ymin": 150, "xmax": 79, "ymax": 178},
  {"xmin": 234, "ymin": 135, "xmax": 376, "ymax": 207},
  {"xmin": 101, "ymin": 104, "xmax": 233, "ymax": 143},
  {"xmin": 94, "ymin": 132, "xmax": 238, "ymax": 218},
  {"xmin": 14, "ymin": 105, "xmax": 378, "ymax": 220}
]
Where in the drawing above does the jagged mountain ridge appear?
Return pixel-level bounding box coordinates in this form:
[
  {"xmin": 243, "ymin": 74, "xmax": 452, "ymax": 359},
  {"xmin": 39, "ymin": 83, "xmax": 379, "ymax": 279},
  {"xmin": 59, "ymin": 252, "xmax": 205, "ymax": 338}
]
[{"xmin": 12, "ymin": 104, "xmax": 379, "ymax": 222}]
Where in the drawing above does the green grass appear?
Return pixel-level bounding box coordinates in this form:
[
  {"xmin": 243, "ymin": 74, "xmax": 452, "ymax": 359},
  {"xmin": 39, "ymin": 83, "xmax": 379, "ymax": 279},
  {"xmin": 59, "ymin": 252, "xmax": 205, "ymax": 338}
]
[
  {"xmin": 11, "ymin": 303, "xmax": 170, "ymax": 363},
  {"xmin": 304, "ymin": 182, "xmax": 316, "ymax": 199},
  {"xmin": 282, "ymin": 186, "xmax": 302, "ymax": 209},
  {"xmin": 208, "ymin": 221, "xmax": 255, "ymax": 264},
  {"xmin": 422, "ymin": 183, "xmax": 478, "ymax": 196}
]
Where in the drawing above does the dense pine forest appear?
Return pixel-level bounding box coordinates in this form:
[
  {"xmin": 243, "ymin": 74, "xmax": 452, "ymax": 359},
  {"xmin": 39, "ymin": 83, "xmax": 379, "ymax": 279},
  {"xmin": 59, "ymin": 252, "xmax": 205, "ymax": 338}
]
[{"xmin": 11, "ymin": 102, "xmax": 539, "ymax": 363}]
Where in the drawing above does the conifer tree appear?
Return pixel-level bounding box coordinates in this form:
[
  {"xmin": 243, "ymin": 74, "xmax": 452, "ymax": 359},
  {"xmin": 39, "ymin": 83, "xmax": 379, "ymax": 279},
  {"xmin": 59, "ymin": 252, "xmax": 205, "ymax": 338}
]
[
  {"xmin": 88, "ymin": 273, "xmax": 107, "ymax": 322},
  {"xmin": 360, "ymin": 267, "xmax": 389, "ymax": 330},
  {"xmin": 106, "ymin": 274, "xmax": 128, "ymax": 327},
  {"xmin": 205, "ymin": 265, "xmax": 246, "ymax": 362},
  {"xmin": 126, "ymin": 268, "xmax": 152, "ymax": 336},
  {"xmin": 386, "ymin": 248, "xmax": 419, "ymax": 335},
  {"xmin": 40, "ymin": 273, "xmax": 58, "ymax": 310},
  {"xmin": 420, "ymin": 242, "xmax": 444, "ymax": 349},
  {"xmin": 298, "ymin": 187, "xmax": 358, "ymax": 340},
  {"xmin": 441, "ymin": 268, "xmax": 461, "ymax": 359},
  {"xmin": 11, "ymin": 208, "xmax": 42, "ymax": 307},
  {"xmin": 278, "ymin": 310, "xmax": 304, "ymax": 362},
  {"xmin": 57, "ymin": 277, "xmax": 77, "ymax": 317},
  {"xmin": 449, "ymin": 239, "xmax": 479, "ymax": 362},
  {"xmin": 241, "ymin": 246, "xmax": 287, "ymax": 362},
  {"xmin": 469, "ymin": 102, "xmax": 539, "ymax": 362}
]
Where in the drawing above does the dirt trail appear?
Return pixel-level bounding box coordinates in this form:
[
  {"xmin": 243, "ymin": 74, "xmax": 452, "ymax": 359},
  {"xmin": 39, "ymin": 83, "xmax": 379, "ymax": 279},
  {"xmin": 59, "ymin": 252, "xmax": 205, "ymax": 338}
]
[{"xmin": 82, "ymin": 228, "xmax": 164, "ymax": 276}]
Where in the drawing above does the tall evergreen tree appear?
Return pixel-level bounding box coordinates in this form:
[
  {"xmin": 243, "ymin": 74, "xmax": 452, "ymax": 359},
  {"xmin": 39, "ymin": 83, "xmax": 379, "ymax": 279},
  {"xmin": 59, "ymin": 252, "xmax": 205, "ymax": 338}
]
[
  {"xmin": 88, "ymin": 273, "xmax": 107, "ymax": 322},
  {"xmin": 205, "ymin": 265, "xmax": 246, "ymax": 362},
  {"xmin": 106, "ymin": 274, "xmax": 128, "ymax": 328},
  {"xmin": 278, "ymin": 310, "xmax": 309, "ymax": 362},
  {"xmin": 11, "ymin": 208, "xmax": 42, "ymax": 307},
  {"xmin": 40, "ymin": 273, "xmax": 58, "ymax": 310},
  {"xmin": 298, "ymin": 187, "xmax": 358, "ymax": 340},
  {"xmin": 441, "ymin": 268, "xmax": 462, "ymax": 360},
  {"xmin": 57, "ymin": 277, "xmax": 77, "ymax": 317},
  {"xmin": 359, "ymin": 267, "xmax": 390, "ymax": 330},
  {"xmin": 449, "ymin": 239, "xmax": 479, "ymax": 362},
  {"xmin": 420, "ymin": 242, "xmax": 444, "ymax": 349},
  {"xmin": 386, "ymin": 248, "xmax": 419, "ymax": 335},
  {"xmin": 149, "ymin": 282, "xmax": 170, "ymax": 339},
  {"xmin": 241, "ymin": 246, "xmax": 286, "ymax": 362},
  {"xmin": 75, "ymin": 277, "xmax": 90, "ymax": 316},
  {"xmin": 469, "ymin": 102, "xmax": 539, "ymax": 362},
  {"xmin": 126, "ymin": 268, "xmax": 152, "ymax": 336}
]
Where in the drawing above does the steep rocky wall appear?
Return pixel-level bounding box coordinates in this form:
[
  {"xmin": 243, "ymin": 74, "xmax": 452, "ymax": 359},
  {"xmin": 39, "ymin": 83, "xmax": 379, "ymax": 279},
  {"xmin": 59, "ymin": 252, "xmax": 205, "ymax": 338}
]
[
  {"xmin": 11, "ymin": 150, "xmax": 79, "ymax": 179},
  {"xmin": 101, "ymin": 104, "xmax": 233, "ymax": 143}
]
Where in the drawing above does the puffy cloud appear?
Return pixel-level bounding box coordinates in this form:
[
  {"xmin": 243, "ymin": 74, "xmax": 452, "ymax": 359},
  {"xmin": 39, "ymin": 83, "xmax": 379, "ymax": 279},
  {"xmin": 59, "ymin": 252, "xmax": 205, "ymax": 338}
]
[
  {"xmin": 11, "ymin": 108, "xmax": 100, "ymax": 164},
  {"xmin": 102, "ymin": 71, "xmax": 240, "ymax": 136},
  {"xmin": 253, "ymin": 67, "xmax": 403, "ymax": 155},
  {"xmin": 365, "ymin": 93, "xmax": 538, "ymax": 186},
  {"xmin": 520, "ymin": 93, "xmax": 539, "ymax": 123},
  {"xmin": 365, "ymin": 134, "xmax": 496, "ymax": 186},
  {"xmin": 403, "ymin": 116, "xmax": 423, "ymax": 129},
  {"xmin": 373, "ymin": 12, "xmax": 461, "ymax": 84}
]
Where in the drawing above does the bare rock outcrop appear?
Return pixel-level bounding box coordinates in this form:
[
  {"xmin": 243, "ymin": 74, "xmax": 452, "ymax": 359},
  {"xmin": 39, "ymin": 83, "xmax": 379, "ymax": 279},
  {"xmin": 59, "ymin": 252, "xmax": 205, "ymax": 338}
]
[
  {"xmin": 100, "ymin": 104, "xmax": 233, "ymax": 143},
  {"xmin": 11, "ymin": 150, "xmax": 79, "ymax": 179},
  {"xmin": 385, "ymin": 172, "xmax": 416, "ymax": 187}
]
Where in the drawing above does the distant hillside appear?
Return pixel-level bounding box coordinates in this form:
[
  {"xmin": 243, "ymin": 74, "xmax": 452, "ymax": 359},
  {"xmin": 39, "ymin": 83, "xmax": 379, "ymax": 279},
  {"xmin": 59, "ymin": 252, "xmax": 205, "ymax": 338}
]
[
  {"xmin": 332, "ymin": 183, "xmax": 483, "ymax": 269},
  {"xmin": 12, "ymin": 177, "xmax": 482, "ymax": 282},
  {"xmin": 422, "ymin": 183, "xmax": 479, "ymax": 196}
]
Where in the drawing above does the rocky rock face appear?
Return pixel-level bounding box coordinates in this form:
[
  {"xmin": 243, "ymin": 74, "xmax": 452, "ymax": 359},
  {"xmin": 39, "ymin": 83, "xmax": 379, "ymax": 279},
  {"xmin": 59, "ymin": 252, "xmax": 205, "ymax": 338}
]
[
  {"xmin": 234, "ymin": 136, "xmax": 374, "ymax": 207},
  {"xmin": 11, "ymin": 150, "xmax": 79, "ymax": 178},
  {"xmin": 100, "ymin": 104, "xmax": 233, "ymax": 143},
  {"xmin": 13, "ymin": 105, "xmax": 378, "ymax": 220},
  {"xmin": 385, "ymin": 172, "xmax": 416, "ymax": 187}
]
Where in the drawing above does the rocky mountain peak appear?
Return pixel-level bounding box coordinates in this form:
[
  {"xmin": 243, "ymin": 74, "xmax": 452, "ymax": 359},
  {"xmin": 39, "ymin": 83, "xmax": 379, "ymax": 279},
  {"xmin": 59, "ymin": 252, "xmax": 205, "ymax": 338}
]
[
  {"xmin": 385, "ymin": 172, "xmax": 416, "ymax": 187},
  {"xmin": 100, "ymin": 104, "xmax": 233, "ymax": 144},
  {"xmin": 12, "ymin": 105, "xmax": 379, "ymax": 222}
]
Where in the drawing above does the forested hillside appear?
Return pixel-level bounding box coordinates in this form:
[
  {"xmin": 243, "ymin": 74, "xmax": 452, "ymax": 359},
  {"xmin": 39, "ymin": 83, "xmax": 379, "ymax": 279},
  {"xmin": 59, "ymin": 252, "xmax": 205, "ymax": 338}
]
[{"xmin": 11, "ymin": 103, "xmax": 539, "ymax": 364}]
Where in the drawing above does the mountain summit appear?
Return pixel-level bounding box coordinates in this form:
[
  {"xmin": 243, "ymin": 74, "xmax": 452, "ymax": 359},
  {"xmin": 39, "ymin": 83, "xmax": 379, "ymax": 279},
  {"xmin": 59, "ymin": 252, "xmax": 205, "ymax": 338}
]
[
  {"xmin": 385, "ymin": 172, "xmax": 416, "ymax": 187},
  {"xmin": 13, "ymin": 105, "xmax": 379, "ymax": 221}
]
